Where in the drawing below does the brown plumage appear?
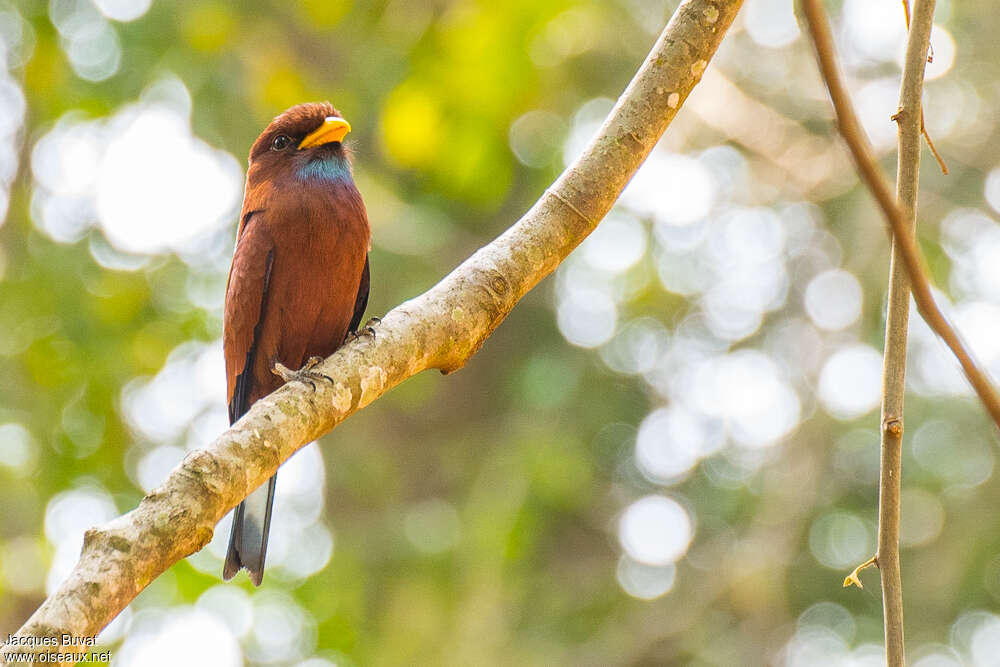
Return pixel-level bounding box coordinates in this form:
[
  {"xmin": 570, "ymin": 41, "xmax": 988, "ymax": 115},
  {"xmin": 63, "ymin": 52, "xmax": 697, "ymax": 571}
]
[{"xmin": 222, "ymin": 102, "xmax": 370, "ymax": 585}]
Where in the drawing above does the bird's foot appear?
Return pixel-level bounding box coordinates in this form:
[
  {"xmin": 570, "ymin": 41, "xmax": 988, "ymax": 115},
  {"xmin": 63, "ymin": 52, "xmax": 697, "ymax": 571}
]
[
  {"xmin": 271, "ymin": 356, "xmax": 332, "ymax": 391},
  {"xmin": 345, "ymin": 317, "xmax": 381, "ymax": 343}
]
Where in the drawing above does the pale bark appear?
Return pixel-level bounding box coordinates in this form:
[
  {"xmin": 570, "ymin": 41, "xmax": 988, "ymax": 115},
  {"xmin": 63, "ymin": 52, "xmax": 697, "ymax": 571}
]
[{"xmin": 877, "ymin": 1, "xmax": 938, "ymax": 663}]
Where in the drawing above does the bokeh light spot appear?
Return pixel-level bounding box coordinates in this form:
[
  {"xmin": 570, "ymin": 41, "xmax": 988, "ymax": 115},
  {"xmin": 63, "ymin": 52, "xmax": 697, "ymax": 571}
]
[
  {"xmin": 92, "ymin": 0, "xmax": 153, "ymax": 22},
  {"xmin": 745, "ymin": 0, "xmax": 800, "ymax": 48},
  {"xmin": 0, "ymin": 422, "xmax": 37, "ymax": 474},
  {"xmin": 841, "ymin": 0, "xmax": 907, "ymax": 64},
  {"xmin": 97, "ymin": 106, "xmax": 242, "ymax": 254},
  {"xmin": 808, "ymin": 511, "xmax": 872, "ymax": 570},
  {"xmin": 692, "ymin": 351, "xmax": 801, "ymax": 448},
  {"xmin": 556, "ymin": 286, "xmax": 617, "ymax": 348},
  {"xmin": 797, "ymin": 601, "xmax": 856, "ymax": 645},
  {"xmin": 616, "ymin": 556, "xmax": 676, "ymax": 600},
  {"xmin": 116, "ymin": 608, "xmax": 241, "ymax": 667},
  {"xmin": 44, "ymin": 485, "xmax": 118, "ymax": 592},
  {"xmin": 247, "ymin": 591, "xmax": 316, "ymax": 664},
  {"xmin": 818, "ymin": 344, "xmax": 882, "ymax": 420},
  {"xmin": 136, "ymin": 446, "xmax": 185, "ymax": 492},
  {"xmin": 900, "ymin": 25, "xmax": 955, "ymax": 81},
  {"xmin": 600, "ymin": 317, "xmax": 669, "ymax": 375},
  {"xmin": 804, "ymin": 269, "xmax": 863, "ymax": 331},
  {"xmin": 48, "ymin": 1, "xmax": 123, "ymax": 82},
  {"xmin": 855, "ymin": 77, "xmax": 901, "ymax": 151},
  {"xmin": 635, "ymin": 405, "xmax": 723, "ymax": 485},
  {"xmin": 509, "ymin": 110, "xmax": 565, "ymax": 168},
  {"xmin": 985, "ymin": 173, "xmax": 1000, "ymax": 217},
  {"xmin": 196, "ymin": 585, "xmax": 253, "ymax": 639},
  {"xmin": 31, "ymin": 81, "xmax": 242, "ymax": 254},
  {"xmin": 624, "ymin": 152, "xmax": 716, "ymax": 227},
  {"xmin": 911, "ymin": 420, "xmax": 994, "ymax": 489},
  {"xmin": 971, "ymin": 615, "xmax": 1000, "ymax": 667},
  {"xmin": 618, "ymin": 495, "xmax": 693, "ymax": 566},
  {"xmin": 580, "ymin": 211, "xmax": 648, "ymax": 274}
]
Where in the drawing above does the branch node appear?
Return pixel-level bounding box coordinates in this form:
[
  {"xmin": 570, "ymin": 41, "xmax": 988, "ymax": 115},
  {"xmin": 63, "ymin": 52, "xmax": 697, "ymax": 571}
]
[
  {"xmin": 890, "ymin": 108, "xmax": 905, "ymax": 123},
  {"xmin": 882, "ymin": 416, "xmax": 904, "ymax": 437},
  {"xmin": 489, "ymin": 274, "xmax": 509, "ymax": 296}
]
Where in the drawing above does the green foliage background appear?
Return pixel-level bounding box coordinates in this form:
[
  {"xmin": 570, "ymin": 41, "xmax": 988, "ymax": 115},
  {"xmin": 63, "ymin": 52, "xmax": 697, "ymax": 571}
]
[{"xmin": 2, "ymin": 0, "xmax": 1000, "ymax": 665}]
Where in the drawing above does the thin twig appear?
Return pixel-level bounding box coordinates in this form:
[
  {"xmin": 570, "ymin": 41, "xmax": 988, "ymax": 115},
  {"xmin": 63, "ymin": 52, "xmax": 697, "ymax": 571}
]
[
  {"xmin": 880, "ymin": 0, "xmax": 940, "ymax": 661},
  {"xmin": 921, "ymin": 120, "xmax": 947, "ymax": 174},
  {"xmin": 804, "ymin": 1, "xmax": 975, "ymax": 664},
  {"xmin": 800, "ymin": 0, "xmax": 1000, "ymax": 430},
  {"xmin": 901, "ymin": 0, "xmax": 949, "ymax": 174}
]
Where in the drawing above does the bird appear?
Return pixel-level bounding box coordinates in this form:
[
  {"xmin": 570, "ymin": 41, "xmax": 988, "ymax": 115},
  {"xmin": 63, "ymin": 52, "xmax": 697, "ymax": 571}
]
[{"xmin": 222, "ymin": 102, "xmax": 371, "ymax": 585}]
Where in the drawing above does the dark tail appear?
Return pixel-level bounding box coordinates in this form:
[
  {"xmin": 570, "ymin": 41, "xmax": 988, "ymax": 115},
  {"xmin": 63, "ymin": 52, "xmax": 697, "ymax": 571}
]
[{"xmin": 223, "ymin": 473, "xmax": 277, "ymax": 586}]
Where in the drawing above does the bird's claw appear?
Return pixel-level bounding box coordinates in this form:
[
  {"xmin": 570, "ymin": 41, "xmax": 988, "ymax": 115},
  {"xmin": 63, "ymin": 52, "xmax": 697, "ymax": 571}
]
[
  {"xmin": 345, "ymin": 317, "xmax": 381, "ymax": 343},
  {"xmin": 271, "ymin": 356, "xmax": 333, "ymax": 391}
]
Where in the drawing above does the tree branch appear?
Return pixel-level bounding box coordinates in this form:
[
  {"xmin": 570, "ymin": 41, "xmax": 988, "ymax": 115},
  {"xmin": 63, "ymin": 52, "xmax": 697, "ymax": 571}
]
[
  {"xmin": 800, "ymin": 1, "xmax": 1000, "ymax": 429},
  {"xmin": 0, "ymin": 1, "xmax": 744, "ymax": 663},
  {"xmin": 802, "ymin": 0, "xmax": 966, "ymax": 664},
  {"xmin": 876, "ymin": 0, "xmax": 937, "ymax": 663}
]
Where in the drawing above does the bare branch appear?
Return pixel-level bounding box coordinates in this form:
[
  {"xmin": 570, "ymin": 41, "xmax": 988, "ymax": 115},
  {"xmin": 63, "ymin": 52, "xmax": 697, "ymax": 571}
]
[
  {"xmin": 0, "ymin": 1, "xmax": 744, "ymax": 663},
  {"xmin": 878, "ymin": 0, "xmax": 939, "ymax": 662},
  {"xmin": 803, "ymin": 0, "xmax": 972, "ymax": 664},
  {"xmin": 800, "ymin": 0, "xmax": 1000, "ymax": 430}
]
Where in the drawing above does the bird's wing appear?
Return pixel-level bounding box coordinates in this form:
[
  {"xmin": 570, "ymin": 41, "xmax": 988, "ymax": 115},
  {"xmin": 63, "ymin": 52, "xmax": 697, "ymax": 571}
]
[
  {"xmin": 224, "ymin": 214, "xmax": 275, "ymax": 425},
  {"xmin": 346, "ymin": 254, "xmax": 370, "ymax": 338}
]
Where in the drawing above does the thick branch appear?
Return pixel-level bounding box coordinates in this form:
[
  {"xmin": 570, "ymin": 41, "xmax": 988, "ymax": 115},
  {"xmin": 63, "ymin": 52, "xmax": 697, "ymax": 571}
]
[
  {"xmin": 800, "ymin": 1, "xmax": 1000, "ymax": 429},
  {"xmin": 0, "ymin": 1, "xmax": 743, "ymax": 663}
]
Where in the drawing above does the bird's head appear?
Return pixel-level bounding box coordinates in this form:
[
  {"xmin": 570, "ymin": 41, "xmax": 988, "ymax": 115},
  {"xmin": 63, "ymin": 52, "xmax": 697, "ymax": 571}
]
[{"xmin": 246, "ymin": 102, "xmax": 354, "ymax": 188}]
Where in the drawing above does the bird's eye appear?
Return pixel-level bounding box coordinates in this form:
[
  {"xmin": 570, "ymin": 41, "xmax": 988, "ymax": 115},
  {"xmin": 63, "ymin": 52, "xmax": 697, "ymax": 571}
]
[{"xmin": 271, "ymin": 134, "xmax": 292, "ymax": 151}]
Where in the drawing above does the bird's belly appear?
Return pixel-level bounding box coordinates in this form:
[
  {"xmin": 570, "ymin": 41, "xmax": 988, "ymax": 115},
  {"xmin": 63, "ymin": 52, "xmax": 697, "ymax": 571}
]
[{"xmin": 250, "ymin": 224, "xmax": 368, "ymax": 402}]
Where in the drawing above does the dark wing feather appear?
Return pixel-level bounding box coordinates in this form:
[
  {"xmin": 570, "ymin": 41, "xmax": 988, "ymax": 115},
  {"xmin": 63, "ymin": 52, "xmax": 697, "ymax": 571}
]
[
  {"xmin": 224, "ymin": 212, "xmax": 276, "ymax": 426},
  {"xmin": 223, "ymin": 215, "xmax": 278, "ymax": 584},
  {"xmin": 346, "ymin": 253, "xmax": 370, "ymax": 339},
  {"xmin": 229, "ymin": 248, "xmax": 274, "ymax": 424}
]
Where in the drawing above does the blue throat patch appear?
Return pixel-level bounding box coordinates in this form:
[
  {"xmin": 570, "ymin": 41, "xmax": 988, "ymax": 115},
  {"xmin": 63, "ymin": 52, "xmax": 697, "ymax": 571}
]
[{"xmin": 297, "ymin": 156, "xmax": 352, "ymax": 183}]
